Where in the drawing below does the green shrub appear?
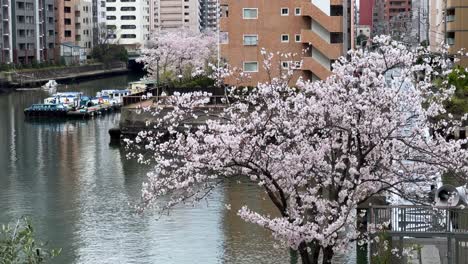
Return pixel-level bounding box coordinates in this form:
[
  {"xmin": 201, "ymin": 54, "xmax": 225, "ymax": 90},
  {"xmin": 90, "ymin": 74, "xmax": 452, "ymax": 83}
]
[{"xmin": 0, "ymin": 217, "xmax": 61, "ymax": 263}]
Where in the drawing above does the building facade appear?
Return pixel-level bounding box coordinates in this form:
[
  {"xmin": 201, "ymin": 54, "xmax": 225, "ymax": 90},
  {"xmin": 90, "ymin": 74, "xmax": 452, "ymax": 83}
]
[
  {"xmin": 359, "ymin": 0, "xmax": 374, "ymax": 28},
  {"xmin": 220, "ymin": 0, "xmax": 354, "ymax": 85},
  {"xmin": 199, "ymin": 0, "xmax": 218, "ymax": 31},
  {"xmin": 444, "ymin": 0, "xmax": 468, "ymax": 66},
  {"xmin": 91, "ymin": 0, "xmax": 106, "ymax": 45},
  {"xmin": 106, "ymin": 0, "xmax": 150, "ymax": 50},
  {"xmin": 0, "ymin": 0, "xmax": 55, "ymax": 64},
  {"xmin": 150, "ymin": 0, "xmax": 200, "ymax": 33},
  {"xmin": 76, "ymin": 0, "xmax": 93, "ymax": 53}
]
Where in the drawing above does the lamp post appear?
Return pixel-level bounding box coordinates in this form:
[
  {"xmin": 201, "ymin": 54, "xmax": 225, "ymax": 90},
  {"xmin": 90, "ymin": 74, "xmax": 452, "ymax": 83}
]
[{"xmin": 156, "ymin": 55, "xmax": 160, "ymax": 87}]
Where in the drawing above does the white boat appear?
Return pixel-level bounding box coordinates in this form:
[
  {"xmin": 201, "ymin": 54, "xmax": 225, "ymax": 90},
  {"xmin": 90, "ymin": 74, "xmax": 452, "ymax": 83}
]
[
  {"xmin": 95, "ymin": 89, "xmax": 131, "ymax": 105},
  {"xmin": 44, "ymin": 92, "xmax": 83, "ymax": 108},
  {"xmin": 42, "ymin": 80, "xmax": 58, "ymax": 90}
]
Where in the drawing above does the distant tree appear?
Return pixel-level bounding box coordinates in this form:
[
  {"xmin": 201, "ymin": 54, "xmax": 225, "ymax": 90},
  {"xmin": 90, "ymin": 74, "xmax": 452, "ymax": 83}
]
[
  {"xmin": 0, "ymin": 217, "xmax": 61, "ymax": 263},
  {"xmin": 444, "ymin": 66, "xmax": 468, "ymax": 117},
  {"xmin": 90, "ymin": 44, "xmax": 128, "ymax": 67},
  {"xmin": 127, "ymin": 36, "xmax": 468, "ymax": 264},
  {"xmin": 138, "ymin": 29, "xmax": 216, "ymax": 82}
]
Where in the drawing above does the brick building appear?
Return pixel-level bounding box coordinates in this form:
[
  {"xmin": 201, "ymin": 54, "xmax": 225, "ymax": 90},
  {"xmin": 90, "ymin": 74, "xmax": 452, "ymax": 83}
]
[{"xmin": 220, "ymin": 0, "xmax": 355, "ymax": 85}]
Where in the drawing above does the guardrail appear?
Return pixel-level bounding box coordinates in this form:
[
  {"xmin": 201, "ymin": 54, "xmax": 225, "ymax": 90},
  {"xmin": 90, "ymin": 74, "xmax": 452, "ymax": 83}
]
[{"xmin": 368, "ymin": 205, "xmax": 468, "ymax": 233}]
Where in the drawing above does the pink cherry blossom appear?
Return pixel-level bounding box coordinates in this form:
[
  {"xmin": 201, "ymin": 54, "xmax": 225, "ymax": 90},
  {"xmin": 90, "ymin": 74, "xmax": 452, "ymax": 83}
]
[{"xmin": 128, "ymin": 36, "xmax": 468, "ymax": 264}]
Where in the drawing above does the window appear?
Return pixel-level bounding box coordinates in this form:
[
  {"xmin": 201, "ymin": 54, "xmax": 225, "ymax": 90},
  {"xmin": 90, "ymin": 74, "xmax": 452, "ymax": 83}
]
[
  {"xmin": 106, "ymin": 16, "xmax": 116, "ymax": 20},
  {"xmin": 64, "ymin": 6, "xmax": 71, "ymax": 13},
  {"xmin": 17, "ymin": 16, "xmax": 25, "ymax": 23},
  {"xmin": 107, "ymin": 24, "xmax": 116, "ymax": 30},
  {"xmin": 121, "ymin": 34, "xmax": 136, "ymax": 38},
  {"xmin": 64, "ymin": 30, "xmax": 72, "ymax": 37},
  {"xmin": 281, "ymin": 34, "xmax": 289, "ymax": 43},
  {"xmin": 106, "ymin": 0, "xmax": 116, "ymax": 2},
  {"xmin": 25, "ymin": 3, "xmax": 33, "ymax": 10},
  {"xmin": 121, "ymin": 6, "xmax": 136, "ymax": 11},
  {"xmin": 48, "ymin": 17, "xmax": 54, "ymax": 24},
  {"xmin": 48, "ymin": 30, "xmax": 54, "ymax": 36},
  {"xmin": 281, "ymin": 8, "xmax": 289, "ymax": 16},
  {"xmin": 18, "ymin": 30, "xmax": 25, "ymax": 37},
  {"xmin": 121, "ymin": 0, "xmax": 136, "ymax": 2},
  {"xmin": 447, "ymin": 32, "xmax": 455, "ymax": 45},
  {"xmin": 64, "ymin": 18, "xmax": 71, "ymax": 25},
  {"xmin": 121, "ymin": 15, "xmax": 136, "ymax": 20},
  {"xmin": 19, "ymin": 43, "xmax": 26, "ymax": 50},
  {"xmin": 295, "ymin": 7, "xmax": 301, "ymax": 15},
  {"xmin": 243, "ymin": 8, "xmax": 258, "ymax": 19},
  {"xmin": 281, "ymin": 61, "xmax": 289, "ymax": 69},
  {"xmin": 48, "ymin": 4, "xmax": 53, "ymax": 11},
  {"xmin": 292, "ymin": 61, "xmax": 301, "ymax": 69},
  {"xmin": 243, "ymin": 35, "xmax": 258, "ymax": 46},
  {"xmin": 106, "ymin": 7, "xmax": 116, "ymax": 11},
  {"xmin": 17, "ymin": 2, "xmax": 24, "ymax": 9},
  {"xmin": 243, "ymin": 61, "xmax": 258, "ymax": 72},
  {"xmin": 121, "ymin": 25, "xmax": 136, "ymax": 29},
  {"xmin": 446, "ymin": 9, "xmax": 455, "ymax": 22},
  {"xmin": 295, "ymin": 34, "xmax": 301, "ymax": 42},
  {"xmin": 48, "ymin": 43, "xmax": 54, "ymax": 49}
]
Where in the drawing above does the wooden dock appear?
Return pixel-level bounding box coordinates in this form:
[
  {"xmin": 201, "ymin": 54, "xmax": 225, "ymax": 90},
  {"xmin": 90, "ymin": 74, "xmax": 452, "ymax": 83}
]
[{"xmin": 66, "ymin": 103, "xmax": 121, "ymax": 118}]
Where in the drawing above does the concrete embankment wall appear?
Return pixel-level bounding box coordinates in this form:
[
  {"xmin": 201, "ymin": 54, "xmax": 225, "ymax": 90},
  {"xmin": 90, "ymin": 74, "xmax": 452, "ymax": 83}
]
[
  {"xmin": 0, "ymin": 62, "xmax": 129, "ymax": 89},
  {"xmin": 119, "ymin": 103, "xmax": 225, "ymax": 137}
]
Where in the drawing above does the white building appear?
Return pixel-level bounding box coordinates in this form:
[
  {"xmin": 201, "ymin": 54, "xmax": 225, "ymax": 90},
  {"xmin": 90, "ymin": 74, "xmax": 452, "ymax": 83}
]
[
  {"xmin": 76, "ymin": 0, "xmax": 94, "ymax": 53},
  {"xmin": 92, "ymin": 0, "xmax": 107, "ymax": 45},
  {"xmin": 106, "ymin": 0, "xmax": 150, "ymax": 51}
]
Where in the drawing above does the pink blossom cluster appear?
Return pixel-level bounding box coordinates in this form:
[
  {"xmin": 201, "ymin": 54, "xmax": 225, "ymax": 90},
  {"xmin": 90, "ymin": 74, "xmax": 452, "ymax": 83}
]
[
  {"xmin": 138, "ymin": 29, "xmax": 217, "ymax": 80},
  {"xmin": 128, "ymin": 36, "xmax": 468, "ymax": 262}
]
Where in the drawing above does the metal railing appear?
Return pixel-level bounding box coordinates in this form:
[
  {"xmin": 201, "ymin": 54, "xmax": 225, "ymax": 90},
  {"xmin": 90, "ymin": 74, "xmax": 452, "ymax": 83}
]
[{"xmin": 369, "ymin": 205, "xmax": 468, "ymax": 234}]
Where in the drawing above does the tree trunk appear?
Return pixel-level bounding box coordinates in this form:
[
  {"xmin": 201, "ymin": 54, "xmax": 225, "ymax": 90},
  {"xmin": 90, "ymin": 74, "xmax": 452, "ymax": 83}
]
[
  {"xmin": 298, "ymin": 242, "xmax": 312, "ymax": 264},
  {"xmin": 322, "ymin": 246, "xmax": 334, "ymax": 264},
  {"xmin": 298, "ymin": 242, "xmax": 321, "ymax": 264}
]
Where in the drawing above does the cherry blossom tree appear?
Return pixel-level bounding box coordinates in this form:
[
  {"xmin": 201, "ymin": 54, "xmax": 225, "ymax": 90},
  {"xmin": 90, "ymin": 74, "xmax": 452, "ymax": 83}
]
[
  {"xmin": 127, "ymin": 36, "xmax": 468, "ymax": 264},
  {"xmin": 138, "ymin": 29, "xmax": 217, "ymax": 81}
]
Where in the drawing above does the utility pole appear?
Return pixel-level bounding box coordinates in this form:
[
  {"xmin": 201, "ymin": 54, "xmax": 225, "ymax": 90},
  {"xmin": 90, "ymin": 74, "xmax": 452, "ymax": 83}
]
[
  {"xmin": 418, "ymin": 7, "xmax": 421, "ymax": 43},
  {"xmin": 444, "ymin": 0, "xmax": 447, "ymax": 44}
]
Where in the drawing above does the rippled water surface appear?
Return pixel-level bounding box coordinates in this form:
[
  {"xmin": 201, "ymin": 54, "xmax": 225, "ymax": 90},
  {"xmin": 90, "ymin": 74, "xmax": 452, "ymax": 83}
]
[
  {"xmin": 0, "ymin": 75, "xmax": 294, "ymax": 264},
  {"xmin": 0, "ymin": 74, "xmax": 356, "ymax": 264}
]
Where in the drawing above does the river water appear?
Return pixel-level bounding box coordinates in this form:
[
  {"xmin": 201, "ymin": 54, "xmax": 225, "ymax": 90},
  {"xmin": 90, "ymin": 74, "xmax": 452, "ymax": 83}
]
[{"xmin": 0, "ymin": 74, "xmax": 356, "ymax": 264}]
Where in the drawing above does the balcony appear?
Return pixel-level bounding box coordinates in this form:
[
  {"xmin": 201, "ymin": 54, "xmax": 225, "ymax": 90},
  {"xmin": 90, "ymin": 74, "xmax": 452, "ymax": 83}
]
[
  {"xmin": 301, "ymin": 0, "xmax": 343, "ymax": 32},
  {"xmin": 301, "ymin": 30, "xmax": 342, "ymax": 59},
  {"xmin": 302, "ymin": 56, "xmax": 332, "ymax": 80}
]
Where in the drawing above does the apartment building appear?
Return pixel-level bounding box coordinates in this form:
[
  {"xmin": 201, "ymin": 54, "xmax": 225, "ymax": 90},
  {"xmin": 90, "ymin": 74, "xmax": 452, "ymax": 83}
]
[
  {"xmin": 150, "ymin": 0, "xmax": 200, "ymax": 33},
  {"xmin": 106, "ymin": 0, "xmax": 150, "ymax": 50},
  {"xmin": 76, "ymin": 0, "xmax": 93, "ymax": 52},
  {"xmin": 55, "ymin": 0, "xmax": 78, "ymax": 45},
  {"xmin": 359, "ymin": 0, "xmax": 374, "ymax": 28},
  {"xmin": 91, "ymin": 0, "xmax": 106, "ymax": 45},
  {"xmin": 372, "ymin": 0, "xmax": 412, "ymax": 37},
  {"xmin": 199, "ymin": 0, "xmax": 218, "ymax": 31},
  {"xmin": 0, "ymin": 0, "xmax": 55, "ymax": 64},
  {"xmin": 444, "ymin": 0, "xmax": 468, "ymax": 67},
  {"xmin": 220, "ymin": 0, "xmax": 354, "ymax": 85}
]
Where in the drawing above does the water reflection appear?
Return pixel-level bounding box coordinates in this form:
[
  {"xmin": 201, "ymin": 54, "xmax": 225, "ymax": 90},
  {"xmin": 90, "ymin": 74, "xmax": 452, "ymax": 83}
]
[{"xmin": 0, "ymin": 75, "xmax": 297, "ymax": 264}]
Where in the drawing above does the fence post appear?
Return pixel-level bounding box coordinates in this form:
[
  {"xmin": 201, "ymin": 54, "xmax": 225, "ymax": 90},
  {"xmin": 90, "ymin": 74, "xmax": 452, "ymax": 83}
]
[{"xmin": 448, "ymin": 234, "xmax": 452, "ymax": 264}]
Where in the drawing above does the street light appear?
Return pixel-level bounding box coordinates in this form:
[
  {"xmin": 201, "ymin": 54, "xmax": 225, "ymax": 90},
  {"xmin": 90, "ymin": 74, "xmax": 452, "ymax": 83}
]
[{"xmin": 155, "ymin": 55, "xmax": 160, "ymax": 87}]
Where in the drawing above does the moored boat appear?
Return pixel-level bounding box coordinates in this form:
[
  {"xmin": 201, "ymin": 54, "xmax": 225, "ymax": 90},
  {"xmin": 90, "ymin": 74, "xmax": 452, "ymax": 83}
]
[{"xmin": 24, "ymin": 104, "xmax": 68, "ymax": 117}]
